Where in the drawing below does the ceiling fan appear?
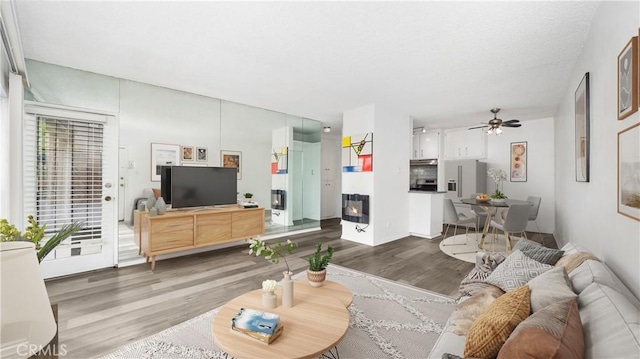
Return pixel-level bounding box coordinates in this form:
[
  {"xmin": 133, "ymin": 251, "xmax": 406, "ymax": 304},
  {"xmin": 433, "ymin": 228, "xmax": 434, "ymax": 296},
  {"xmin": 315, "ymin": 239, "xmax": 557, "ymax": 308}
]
[{"xmin": 468, "ymin": 108, "xmax": 521, "ymax": 134}]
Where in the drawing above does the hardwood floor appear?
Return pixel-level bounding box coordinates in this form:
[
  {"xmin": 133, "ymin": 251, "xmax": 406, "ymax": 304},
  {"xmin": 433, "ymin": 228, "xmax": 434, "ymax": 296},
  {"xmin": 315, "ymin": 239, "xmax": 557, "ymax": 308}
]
[{"xmin": 44, "ymin": 218, "xmax": 557, "ymax": 358}]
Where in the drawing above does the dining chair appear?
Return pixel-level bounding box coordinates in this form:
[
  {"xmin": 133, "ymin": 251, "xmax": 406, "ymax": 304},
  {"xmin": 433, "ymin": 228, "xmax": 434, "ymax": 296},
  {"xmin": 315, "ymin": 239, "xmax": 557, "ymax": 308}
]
[
  {"xmin": 489, "ymin": 203, "xmax": 530, "ymax": 252},
  {"xmin": 442, "ymin": 198, "xmax": 478, "ymax": 254},
  {"xmin": 526, "ymin": 196, "xmax": 543, "ymax": 245}
]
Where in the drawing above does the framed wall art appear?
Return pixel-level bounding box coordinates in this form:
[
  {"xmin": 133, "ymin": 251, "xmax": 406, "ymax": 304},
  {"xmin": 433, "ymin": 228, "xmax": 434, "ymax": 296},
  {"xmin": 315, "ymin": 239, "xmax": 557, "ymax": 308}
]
[
  {"xmin": 575, "ymin": 72, "xmax": 590, "ymax": 182},
  {"xmin": 342, "ymin": 132, "xmax": 373, "ymax": 172},
  {"xmin": 510, "ymin": 141, "xmax": 527, "ymax": 182},
  {"xmin": 617, "ymin": 122, "xmax": 640, "ymax": 222},
  {"xmin": 618, "ymin": 36, "xmax": 638, "ymax": 120},
  {"xmin": 150, "ymin": 143, "xmax": 180, "ymax": 182},
  {"xmin": 196, "ymin": 147, "xmax": 208, "ymax": 162},
  {"xmin": 221, "ymin": 150, "xmax": 242, "ymax": 179},
  {"xmin": 181, "ymin": 146, "xmax": 194, "ymax": 161},
  {"xmin": 271, "ymin": 147, "xmax": 288, "ymax": 175}
]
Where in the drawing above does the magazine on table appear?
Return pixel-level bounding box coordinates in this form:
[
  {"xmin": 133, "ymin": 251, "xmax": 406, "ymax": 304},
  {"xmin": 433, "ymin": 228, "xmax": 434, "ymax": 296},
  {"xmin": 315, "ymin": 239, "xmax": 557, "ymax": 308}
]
[{"xmin": 231, "ymin": 307, "xmax": 284, "ymax": 344}]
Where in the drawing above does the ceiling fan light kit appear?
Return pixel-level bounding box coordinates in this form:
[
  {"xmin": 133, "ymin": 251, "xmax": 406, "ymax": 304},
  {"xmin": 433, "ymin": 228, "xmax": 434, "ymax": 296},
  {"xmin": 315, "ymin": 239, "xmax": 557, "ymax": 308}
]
[{"xmin": 469, "ymin": 108, "xmax": 521, "ymax": 135}]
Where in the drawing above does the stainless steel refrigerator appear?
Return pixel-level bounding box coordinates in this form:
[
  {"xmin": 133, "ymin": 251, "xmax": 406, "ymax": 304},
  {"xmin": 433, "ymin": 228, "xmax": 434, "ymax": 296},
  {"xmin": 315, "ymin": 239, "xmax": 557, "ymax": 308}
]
[{"xmin": 444, "ymin": 160, "xmax": 487, "ymax": 203}]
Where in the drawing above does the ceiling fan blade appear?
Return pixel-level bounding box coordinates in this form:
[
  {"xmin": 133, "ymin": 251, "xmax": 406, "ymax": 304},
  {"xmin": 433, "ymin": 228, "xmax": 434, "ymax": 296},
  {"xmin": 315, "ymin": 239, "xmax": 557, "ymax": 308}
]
[
  {"xmin": 502, "ymin": 119, "xmax": 520, "ymax": 124},
  {"xmin": 502, "ymin": 123, "xmax": 522, "ymax": 128},
  {"xmin": 468, "ymin": 125, "xmax": 488, "ymax": 129}
]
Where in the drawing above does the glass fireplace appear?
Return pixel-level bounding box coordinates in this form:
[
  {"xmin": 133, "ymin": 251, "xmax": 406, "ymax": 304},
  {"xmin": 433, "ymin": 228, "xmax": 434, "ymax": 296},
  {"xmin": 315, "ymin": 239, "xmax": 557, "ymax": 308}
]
[
  {"xmin": 271, "ymin": 190, "xmax": 286, "ymax": 210},
  {"xmin": 341, "ymin": 194, "xmax": 369, "ymax": 224}
]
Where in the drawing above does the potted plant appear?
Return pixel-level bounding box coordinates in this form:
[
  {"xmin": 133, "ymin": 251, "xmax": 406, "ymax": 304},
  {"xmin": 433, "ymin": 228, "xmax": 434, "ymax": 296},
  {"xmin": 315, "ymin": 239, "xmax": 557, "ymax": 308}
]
[
  {"xmin": 244, "ymin": 193, "xmax": 254, "ymax": 202},
  {"xmin": 487, "ymin": 168, "xmax": 508, "ymax": 203},
  {"xmin": 0, "ymin": 215, "xmax": 84, "ymax": 262},
  {"xmin": 306, "ymin": 242, "xmax": 334, "ymax": 287}
]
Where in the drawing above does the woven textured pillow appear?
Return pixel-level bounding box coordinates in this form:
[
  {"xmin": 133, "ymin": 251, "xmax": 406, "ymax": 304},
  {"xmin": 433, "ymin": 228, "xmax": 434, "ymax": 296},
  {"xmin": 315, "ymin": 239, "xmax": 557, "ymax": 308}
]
[
  {"xmin": 519, "ymin": 243, "xmax": 564, "ymax": 265},
  {"xmin": 513, "ymin": 237, "xmax": 541, "ymax": 250},
  {"xmin": 485, "ymin": 250, "xmax": 553, "ymax": 292},
  {"xmin": 528, "ymin": 266, "xmax": 577, "ymax": 312},
  {"xmin": 497, "ymin": 298, "xmax": 584, "ymax": 359},
  {"xmin": 464, "ymin": 285, "xmax": 531, "ymax": 359}
]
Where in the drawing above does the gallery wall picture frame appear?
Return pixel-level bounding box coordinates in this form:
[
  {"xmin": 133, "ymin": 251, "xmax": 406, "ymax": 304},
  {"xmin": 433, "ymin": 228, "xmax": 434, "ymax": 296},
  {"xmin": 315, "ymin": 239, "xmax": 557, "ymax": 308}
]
[
  {"xmin": 150, "ymin": 143, "xmax": 180, "ymax": 182},
  {"xmin": 618, "ymin": 36, "xmax": 638, "ymax": 120},
  {"xmin": 575, "ymin": 72, "xmax": 590, "ymax": 182},
  {"xmin": 510, "ymin": 141, "xmax": 527, "ymax": 182},
  {"xmin": 196, "ymin": 147, "xmax": 208, "ymax": 162},
  {"xmin": 617, "ymin": 122, "xmax": 640, "ymax": 222},
  {"xmin": 181, "ymin": 146, "xmax": 194, "ymax": 161},
  {"xmin": 221, "ymin": 150, "xmax": 242, "ymax": 179}
]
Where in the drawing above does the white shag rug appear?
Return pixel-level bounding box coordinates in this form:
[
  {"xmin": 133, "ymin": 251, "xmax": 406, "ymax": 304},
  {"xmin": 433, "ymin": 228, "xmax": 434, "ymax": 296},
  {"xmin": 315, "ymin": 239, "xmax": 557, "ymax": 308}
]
[
  {"xmin": 101, "ymin": 264, "xmax": 456, "ymax": 359},
  {"xmin": 439, "ymin": 233, "xmax": 520, "ymax": 263}
]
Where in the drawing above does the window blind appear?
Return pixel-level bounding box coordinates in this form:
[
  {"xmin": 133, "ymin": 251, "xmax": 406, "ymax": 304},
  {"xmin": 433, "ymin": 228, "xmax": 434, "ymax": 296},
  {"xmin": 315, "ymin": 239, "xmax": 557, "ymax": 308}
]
[{"xmin": 24, "ymin": 115, "xmax": 106, "ymax": 259}]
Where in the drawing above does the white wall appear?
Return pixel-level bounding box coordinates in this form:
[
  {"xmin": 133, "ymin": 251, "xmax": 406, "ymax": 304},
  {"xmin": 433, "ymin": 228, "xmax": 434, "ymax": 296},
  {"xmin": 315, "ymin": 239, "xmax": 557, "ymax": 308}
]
[
  {"xmin": 554, "ymin": 1, "xmax": 640, "ymax": 298},
  {"xmin": 119, "ymin": 80, "xmax": 221, "ymax": 217},
  {"xmin": 22, "ymin": 61, "xmax": 321, "ymax": 226},
  {"xmin": 485, "ymin": 117, "xmax": 555, "ymax": 233}
]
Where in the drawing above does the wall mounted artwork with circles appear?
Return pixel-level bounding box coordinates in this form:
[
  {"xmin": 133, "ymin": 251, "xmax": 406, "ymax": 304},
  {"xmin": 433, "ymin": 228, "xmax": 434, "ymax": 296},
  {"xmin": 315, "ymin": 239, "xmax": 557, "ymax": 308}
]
[{"xmin": 510, "ymin": 141, "xmax": 527, "ymax": 182}]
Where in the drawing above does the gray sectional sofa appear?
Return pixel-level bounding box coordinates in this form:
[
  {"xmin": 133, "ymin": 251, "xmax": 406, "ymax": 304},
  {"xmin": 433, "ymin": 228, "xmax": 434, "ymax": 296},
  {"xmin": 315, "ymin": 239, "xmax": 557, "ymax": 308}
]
[{"xmin": 428, "ymin": 241, "xmax": 640, "ymax": 359}]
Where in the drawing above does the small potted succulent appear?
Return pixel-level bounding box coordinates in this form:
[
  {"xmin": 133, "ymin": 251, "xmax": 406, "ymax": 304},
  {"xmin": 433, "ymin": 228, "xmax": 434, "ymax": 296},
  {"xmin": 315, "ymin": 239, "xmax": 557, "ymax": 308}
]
[
  {"xmin": 243, "ymin": 193, "xmax": 254, "ymax": 203},
  {"xmin": 306, "ymin": 242, "xmax": 334, "ymax": 287}
]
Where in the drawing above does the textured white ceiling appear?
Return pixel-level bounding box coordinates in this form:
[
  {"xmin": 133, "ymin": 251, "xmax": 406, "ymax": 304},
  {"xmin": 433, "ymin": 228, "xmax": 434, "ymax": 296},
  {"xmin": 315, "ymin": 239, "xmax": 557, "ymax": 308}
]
[{"xmin": 14, "ymin": 1, "xmax": 599, "ymax": 131}]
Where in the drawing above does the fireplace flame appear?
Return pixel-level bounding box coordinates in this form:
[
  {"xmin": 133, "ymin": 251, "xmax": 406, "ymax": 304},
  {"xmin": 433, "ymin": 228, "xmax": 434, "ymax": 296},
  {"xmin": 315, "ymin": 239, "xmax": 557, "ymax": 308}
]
[{"xmin": 350, "ymin": 206, "xmax": 358, "ymax": 214}]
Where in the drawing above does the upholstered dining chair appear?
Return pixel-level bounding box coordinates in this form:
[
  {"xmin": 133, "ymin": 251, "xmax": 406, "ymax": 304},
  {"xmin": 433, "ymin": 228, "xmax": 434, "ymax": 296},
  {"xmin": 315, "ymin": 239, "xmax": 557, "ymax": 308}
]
[
  {"xmin": 526, "ymin": 196, "xmax": 543, "ymax": 245},
  {"xmin": 442, "ymin": 198, "xmax": 478, "ymax": 254},
  {"xmin": 489, "ymin": 203, "xmax": 530, "ymax": 252}
]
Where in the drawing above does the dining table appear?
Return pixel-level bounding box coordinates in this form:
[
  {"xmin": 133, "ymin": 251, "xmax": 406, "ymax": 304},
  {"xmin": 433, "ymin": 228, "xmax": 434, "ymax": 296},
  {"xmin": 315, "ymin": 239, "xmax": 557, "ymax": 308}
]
[{"xmin": 460, "ymin": 198, "xmax": 533, "ymax": 251}]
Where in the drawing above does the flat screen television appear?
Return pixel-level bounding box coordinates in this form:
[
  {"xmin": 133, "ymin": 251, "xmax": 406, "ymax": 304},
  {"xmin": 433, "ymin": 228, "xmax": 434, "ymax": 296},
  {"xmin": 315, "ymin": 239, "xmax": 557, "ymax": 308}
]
[
  {"xmin": 160, "ymin": 166, "xmax": 172, "ymax": 204},
  {"xmin": 170, "ymin": 166, "xmax": 237, "ymax": 208}
]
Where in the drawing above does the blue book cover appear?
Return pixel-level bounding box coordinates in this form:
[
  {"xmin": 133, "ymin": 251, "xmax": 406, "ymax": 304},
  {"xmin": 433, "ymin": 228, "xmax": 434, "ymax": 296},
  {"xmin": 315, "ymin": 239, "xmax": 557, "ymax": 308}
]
[{"xmin": 231, "ymin": 308, "xmax": 280, "ymax": 336}]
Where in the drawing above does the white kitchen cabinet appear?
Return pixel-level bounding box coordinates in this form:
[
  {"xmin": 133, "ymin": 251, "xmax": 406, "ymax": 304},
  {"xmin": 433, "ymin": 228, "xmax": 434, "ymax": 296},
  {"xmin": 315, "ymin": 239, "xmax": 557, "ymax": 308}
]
[
  {"xmin": 444, "ymin": 128, "xmax": 486, "ymax": 159},
  {"xmin": 321, "ymin": 138, "xmax": 339, "ymax": 181},
  {"xmin": 412, "ymin": 129, "xmax": 440, "ymax": 159},
  {"xmin": 321, "ymin": 180, "xmax": 338, "ymax": 219}
]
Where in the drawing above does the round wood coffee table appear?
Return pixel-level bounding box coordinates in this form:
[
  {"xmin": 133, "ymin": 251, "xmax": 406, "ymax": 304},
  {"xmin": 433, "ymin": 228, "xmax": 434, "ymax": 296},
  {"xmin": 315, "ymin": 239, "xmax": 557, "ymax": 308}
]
[{"xmin": 212, "ymin": 280, "xmax": 351, "ymax": 359}]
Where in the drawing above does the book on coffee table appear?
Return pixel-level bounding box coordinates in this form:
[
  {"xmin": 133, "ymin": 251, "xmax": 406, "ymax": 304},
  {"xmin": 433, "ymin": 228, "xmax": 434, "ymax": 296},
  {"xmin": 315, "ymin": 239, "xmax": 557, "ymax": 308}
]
[{"xmin": 231, "ymin": 308, "xmax": 284, "ymax": 344}]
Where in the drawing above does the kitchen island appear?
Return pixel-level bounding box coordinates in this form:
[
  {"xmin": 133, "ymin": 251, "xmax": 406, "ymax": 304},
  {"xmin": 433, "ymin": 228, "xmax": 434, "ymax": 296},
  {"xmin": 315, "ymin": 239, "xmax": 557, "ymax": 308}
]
[{"xmin": 408, "ymin": 191, "xmax": 446, "ymax": 239}]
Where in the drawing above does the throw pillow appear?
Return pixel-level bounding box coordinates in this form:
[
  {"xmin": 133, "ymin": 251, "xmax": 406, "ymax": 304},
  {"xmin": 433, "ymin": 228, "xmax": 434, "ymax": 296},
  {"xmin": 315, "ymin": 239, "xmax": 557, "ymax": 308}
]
[
  {"xmin": 464, "ymin": 285, "xmax": 531, "ymax": 359},
  {"xmin": 485, "ymin": 250, "xmax": 553, "ymax": 292},
  {"xmin": 528, "ymin": 266, "xmax": 577, "ymax": 313},
  {"xmin": 518, "ymin": 243, "xmax": 564, "ymax": 265},
  {"xmin": 497, "ymin": 298, "xmax": 584, "ymax": 359},
  {"xmin": 450, "ymin": 286, "xmax": 505, "ymax": 335},
  {"xmin": 513, "ymin": 237, "xmax": 541, "ymax": 250},
  {"xmin": 555, "ymin": 252, "xmax": 600, "ymax": 274}
]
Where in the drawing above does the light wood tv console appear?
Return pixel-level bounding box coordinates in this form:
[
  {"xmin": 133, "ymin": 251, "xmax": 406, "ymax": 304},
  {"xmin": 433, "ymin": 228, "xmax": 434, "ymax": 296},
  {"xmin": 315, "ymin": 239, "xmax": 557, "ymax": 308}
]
[{"xmin": 133, "ymin": 206, "xmax": 265, "ymax": 269}]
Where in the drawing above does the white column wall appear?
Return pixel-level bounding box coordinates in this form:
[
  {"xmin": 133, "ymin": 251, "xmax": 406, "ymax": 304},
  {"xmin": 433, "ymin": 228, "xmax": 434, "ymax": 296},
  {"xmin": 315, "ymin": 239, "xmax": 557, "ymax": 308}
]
[
  {"xmin": 341, "ymin": 104, "xmax": 411, "ymax": 246},
  {"xmin": 341, "ymin": 105, "xmax": 375, "ymax": 245},
  {"xmin": 8, "ymin": 73, "xmax": 23, "ymax": 225},
  {"xmin": 554, "ymin": 1, "xmax": 640, "ymax": 298},
  {"xmin": 371, "ymin": 104, "xmax": 411, "ymax": 245}
]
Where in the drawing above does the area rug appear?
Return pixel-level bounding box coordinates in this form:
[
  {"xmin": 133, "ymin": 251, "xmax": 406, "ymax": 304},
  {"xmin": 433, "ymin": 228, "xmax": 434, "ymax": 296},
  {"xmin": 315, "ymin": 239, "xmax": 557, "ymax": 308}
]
[
  {"xmin": 101, "ymin": 264, "xmax": 456, "ymax": 359},
  {"xmin": 439, "ymin": 234, "xmax": 520, "ymax": 263}
]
